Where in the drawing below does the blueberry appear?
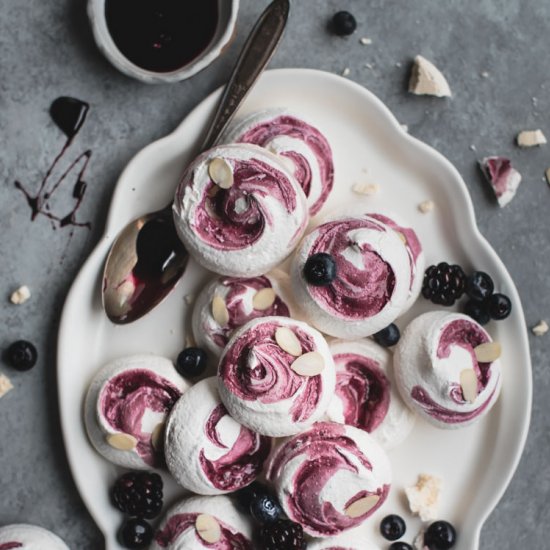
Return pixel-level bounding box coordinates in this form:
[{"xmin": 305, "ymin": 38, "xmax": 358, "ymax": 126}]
[
  {"xmin": 380, "ymin": 514, "xmax": 406, "ymax": 540},
  {"xmin": 465, "ymin": 271, "xmax": 494, "ymax": 301},
  {"xmin": 331, "ymin": 11, "xmax": 357, "ymax": 36},
  {"xmin": 373, "ymin": 324, "xmax": 400, "ymax": 347},
  {"xmin": 234, "ymin": 481, "xmax": 264, "ymax": 512},
  {"xmin": 118, "ymin": 518, "xmax": 153, "ymax": 549},
  {"xmin": 424, "ymin": 520, "xmax": 457, "ymax": 549},
  {"xmin": 463, "ymin": 300, "xmax": 490, "ymax": 325},
  {"xmin": 486, "ymin": 293, "xmax": 512, "ymax": 320},
  {"xmin": 175, "ymin": 347, "xmax": 207, "ymax": 378},
  {"xmin": 250, "ymin": 491, "xmax": 283, "ymax": 524},
  {"xmin": 4, "ymin": 340, "xmax": 37, "ymax": 371},
  {"xmin": 389, "ymin": 543, "xmax": 413, "ymax": 550},
  {"xmin": 303, "ymin": 253, "xmax": 337, "ymax": 286}
]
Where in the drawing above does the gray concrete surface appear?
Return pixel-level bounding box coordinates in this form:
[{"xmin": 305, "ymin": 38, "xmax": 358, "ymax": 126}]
[{"xmin": 1, "ymin": 0, "xmax": 548, "ymax": 548}]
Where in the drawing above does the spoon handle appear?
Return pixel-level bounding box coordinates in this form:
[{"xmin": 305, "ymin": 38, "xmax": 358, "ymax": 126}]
[{"xmin": 200, "ymin": 0, "xmax": 290, "ymax": 151}]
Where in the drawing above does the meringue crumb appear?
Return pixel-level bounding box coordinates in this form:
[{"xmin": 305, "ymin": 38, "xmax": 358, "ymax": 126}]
[
  {"xmin": 517, "ymin": 129, "xmax": 547, "ymax": 148},
  {"xmin": 480, "ymin": 71, "xmax": 490, "ymax": 78},
  {"xmin": 532, "ymin": 320, "xmax": 549, "ymax": 336},
  {"xmin": 401, "ymin": 124, "xmax": 409, "ymax": 133},
  {"xmin": 360, "ymin": 37, "xmax": 372, "ymax": 45},
  {"xmin": 365, "ymin": 63, "xmax": 374, "ymax": 70},
  {"xmin": 469, "ymin": 144, "xmax": 477, "ymax": 152},
  {"xmin": 414, "ymin": 528, "xmax": 428, "ymax": 550},
  {"xmin": 10, "ymin": 285, "xmax": 31, "ymax": 305},
  {"xmin": 405, "ymin": 473, "xmax": 443, "ymax": 522},
  {"xmin": 545, "ymin": 169, "xmax": 550, "ymax": 185},
  {"xmin": 342, "ymin": 67, "xmax": 351, "ymax": 77},
  {"xmin": 352, "ymin": 182, "xmax": 380, "ymax": 196},
  {"xmin": 395, "ymin": 61, "xmax": 402, "ymax": 68},
  {"xmin": 184, "ymin": 293, "xmax": 195, "ymax": 305},
  {"xmin": 409, "ymin": 56, "xmax": 451, "ymax": 98},
  {"xmin": 0, "ymin": 374, "xmax": 13, "ymax": 399},
  {"xmin": 418, "ymin": 200, "xmax": 435, "ymax": 213}
]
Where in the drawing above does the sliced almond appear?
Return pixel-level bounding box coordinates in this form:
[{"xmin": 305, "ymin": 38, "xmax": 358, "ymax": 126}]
[
  {"xmin": 107, "ymin": 433, "xmax": 137, "ymax": 451},
  {"xmin": 291, "ymin": 351, "xmax": 324, "ymax": 376},
  {"xmin": 195, "ymin": 514, "xmax": 221, "ymax": 544},
  {"xmin": 252, "ymin": 288, "xmax": 277, "ymax": 310},
  {"xmin": 151, "ymin": 423, "xmax": 165, "ymax": 451},
  {"xmin": 460, "ymin": 369, "xmax": 478, "ymax": 403},
  {"xmin": 208, "ymin": 158, "xmax": 234, "ymax": 189},
  {"xmin": 275, "ymin": 327, "xmax": 303, "ymax": 357},
  {"xmin": 345, "ymin": 495, "xmax": 380, "ymax": 518},
  {"xmin": 395, "ymin": 231, "xmax": 407, "ymax": 244},
  {"xmin": 474, "ymin": 341, "xmax": 502, "ymax": 362},
  {"xmin": 211, "ymin": 295, "xmax": 230, "ymax": 326}
]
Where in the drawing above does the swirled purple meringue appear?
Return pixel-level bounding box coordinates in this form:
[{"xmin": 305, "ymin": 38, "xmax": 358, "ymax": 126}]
[
  {"xmin": 268, "ymin": 422, "xmax": 389, "ymax": 536},
  {"xmin": 100, "ymin": 369, "xmax": 182, "ymax": 466},
  {"xmin": 236, "ymin": 114, "xmax": 334, "ymax": 215},
  {"xmin": 0, "ymin": 544, "xmax": 23, "ymax": 549},
  {"xmin": 191, "ymin": 158, "xmax": 299, "ymax": 250},
  {"xmin": 199, "ymin": 403, "xmax": 271, "ymax": 491},
  {"xmin": 307, "ymin": 219, "xmax": 396, "ymax": 319},
  {"xmin": 155, "ymin": 513, "xmax": 251, "ymax": 549},
  {"xmin": 412, "ymin": 319, "xmax": 495, "ymax": 423},
  {"xmin": 219, "ymin": 321, "xmax": 321, "ymax": 423},
  {"xmin": 210, "ymin": 276, "xmax": 290, "ymax": 349},
  {"xmin": 333, "ymin": 353, "xmax": 391, "ymax": 433}
]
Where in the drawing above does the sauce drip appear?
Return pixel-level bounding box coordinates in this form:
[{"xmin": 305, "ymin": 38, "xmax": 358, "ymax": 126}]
[
  {"xmin": 14, "ymin": 97, "xmax": 92, "ymax": 230},
  {"xmin": 105, "ymin": 0, "xmax": 219, "ymax": 73}
]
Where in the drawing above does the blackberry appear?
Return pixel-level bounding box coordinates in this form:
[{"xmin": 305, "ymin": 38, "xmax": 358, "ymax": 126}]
[
  {"xmin": 422, "ymin": 263, "xmax": 466, "ymax": 306},
  {"xmin": 260, "ymin": 519, "xmax": 306, "ymax": 550},
  {"xmin": 112, "ymin": 472, "xmax": 163, "ymax": 519}
]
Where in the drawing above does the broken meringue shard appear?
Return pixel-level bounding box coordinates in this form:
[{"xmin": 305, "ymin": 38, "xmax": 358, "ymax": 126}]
[
  {"xmin": 480, "ymin": 156, "xmax": 522, "ymax": 207},
  {"xmin": 516, "ymin": 129, "xmax": 547, "ymax": 148},
  {"xmin": 408, "ymin": 55, "xmax": 451, "ymax": 98}
]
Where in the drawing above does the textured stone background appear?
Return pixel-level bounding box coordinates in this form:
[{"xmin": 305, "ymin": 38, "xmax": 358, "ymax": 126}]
[{"xmin": 1, "ymin": 0, "xmax": 548, "ymax": 548}]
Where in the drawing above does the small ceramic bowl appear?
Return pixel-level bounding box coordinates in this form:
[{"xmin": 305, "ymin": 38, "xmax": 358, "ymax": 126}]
[{"xmin": 88, "ymin": 0, "xmax": 240, "ymax": 84}]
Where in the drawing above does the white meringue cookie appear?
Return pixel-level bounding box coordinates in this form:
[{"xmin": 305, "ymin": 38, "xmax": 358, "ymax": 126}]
[
  {"xmin": 173, "ymin": 143, "xmax": 308, "ymax": 277},
  {"xmin": 291, "ymin": 215, "xmax": 412, "ymax": 338},
  {"xmin": 222, "ymin": 108, "xmax": 334, "ymax": 215},
  {"xmin": 327, "ymin": 339, "xmax": 415, "ymax": 450},
  {"xmin": 84, "ymin": 354, "xmax": 189, "ymax": 469},
  {"xmin": 150, "ymin": 495, "xmax": 253, "ymax": 550},
  {"xmin": 164, "ymin": 377, "xmax": 271, "ymax": 495},
  {"xmin": 267, "ymin": 421, "xmax": 392, "ymax": 537},
  {"xmin": 218, "ymin": 316, "xmax": 336, "ymax": 437},
  {"xmin": 394, "ymin": 311, "xmax": 503, "ymax": 429},
  {"xmin": 192, "ymin": 272, "xmax": 294, "ymax": 359},
  {"xmin": 0, "ymin": 524, "xmax": 69, "ymax": 550}
]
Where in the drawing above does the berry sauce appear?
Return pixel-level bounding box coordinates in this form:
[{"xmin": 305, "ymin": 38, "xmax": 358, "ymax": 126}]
[
  {"xmin": 14, "ymin": 97, "xmax": 92, "ymax": 230},
  {"xmin": 105, "ymin": 0, "xmax": 219, "ymax": 73}
]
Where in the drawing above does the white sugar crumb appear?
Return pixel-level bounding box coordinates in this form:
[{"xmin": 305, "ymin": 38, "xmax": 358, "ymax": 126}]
[
  {"xmin": 10, "ymin": 285, "xmax": 31, "ymax": 305},
  {"xmin": 469, "ymin": 144, "xmax": 477, "ymax": 152},
  {"xmin": 0, "ymin": 374, "xmax": 13, "ymax": 398},
  {"xmin": 401, "ymin": 124, "xmax": 409, "ymax": 132},
  {"xmin": 517, "ymin": 129, "xmax": 547, "ymax": 148},
  {"xmin": 418, "ymin": 200, "xmax": 435, "ymax": 213},
  {"xmin": 359, "ymin": 37, "xmax": 372, "ymax": 45},
  {"xmin": 409, "ymin": 56, "xmax": 452, "ymax": 98},
  {"xmin": 395, "ymin": 61, "xmax": 402, "ymax": 68},
  {"xmin": 184, "ymin": 294, "xmax": 195, "ymax": 305},
  {"xmin": 480, "ymin": 71, "xmax": 490, "ymax": 78},
  {"xmin": 352, "ymin": 182, "xmax": 380, "ymax": 195},
  {"xmin": 342, "ymin": 67, "xmax": 351, "ymax": 77},
  {"xmin": 405, "ymin": 473, "xmax": 443, "ymax": 522},
  {"xmin": 532, "ymin": 320, "xmax": 549, "ymax": 336},
  {"xmin": 365, "ymin": 63, "xmax": 374, "ymax": 70}
]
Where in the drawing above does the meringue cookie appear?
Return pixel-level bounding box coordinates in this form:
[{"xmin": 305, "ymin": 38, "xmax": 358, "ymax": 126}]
[
  {"xmin": 84, "ymin": 354, "xmax": 189, "ymax": 469},
  {"xmin": 394, "ymin": 311, "xmax": 503, "ymax": 428},
  {"xmin": 165, "ymin": 377, "xmax": 271, "ymax": 495},
  {"xmin": 192, "ymin": 272, "xmax": 293, "ymax": 359},
  {"xmin": 151, "ymin": 495, "xmax": 253, "ymax": 550},
  {"xmin": 366, "ymin": 211, "xmax": 424, "ymax": 312},
  {"xmin": 267, "ymin": 421, "xmax": 392, "ymax": 537},
  {"xmin": 0, "ymin": 524, "xmax": 69, "ymax": 550},
  {"xmin": 291, "ymin": 215, "xmax": 412, "ymax": 338},
  {"xmin": 173, "ymin": 143, "xmax": 308, "ymax": 277},
  {"xmin": 223, "ymin": 109, "xmax": 334, "ymax": 215},
  {"xmin": 327, "ymin": 339, "xmax": 415, "ymax": 450},
  {"xmin": 218, "ymin": 316, "xmax": 336, "ymax": 437}
]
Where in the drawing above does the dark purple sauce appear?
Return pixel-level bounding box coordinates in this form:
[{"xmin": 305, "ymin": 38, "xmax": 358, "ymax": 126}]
[
  {"xmin": 105, "ymin": 0, "xmax": 219, "ymax": 73},
  {"xmin": 14, "ymin": 97, "xmax": 92, "ymax": 230}
]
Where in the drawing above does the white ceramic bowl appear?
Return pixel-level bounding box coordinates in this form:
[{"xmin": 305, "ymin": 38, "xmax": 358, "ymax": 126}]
[{"xmin": 87, "ymin": 0, "xmax": 240, "ymax": 84}]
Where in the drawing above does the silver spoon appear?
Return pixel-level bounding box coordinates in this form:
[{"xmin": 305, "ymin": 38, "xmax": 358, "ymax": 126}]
[{"xmin": 102, "ymin": 0, "xmax": 290, "ymax": 324}]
